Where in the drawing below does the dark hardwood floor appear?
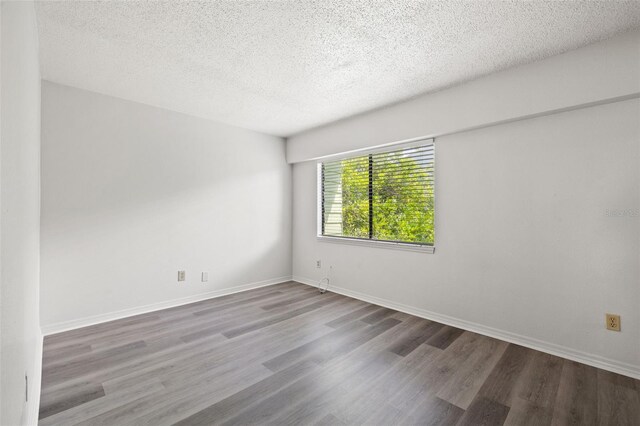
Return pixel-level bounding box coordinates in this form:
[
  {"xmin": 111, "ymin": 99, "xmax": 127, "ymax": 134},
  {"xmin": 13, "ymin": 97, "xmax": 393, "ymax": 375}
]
[{"xmin": 39, "ymin": 281, "xmax": 640, "ymax": 425}]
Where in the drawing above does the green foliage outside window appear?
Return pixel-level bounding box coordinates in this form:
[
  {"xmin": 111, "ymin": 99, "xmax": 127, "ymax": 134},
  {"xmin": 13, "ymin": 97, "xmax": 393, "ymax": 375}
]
[{"xmin": 325, "ymin": 146, "xmax": 434, "ymax": 245}]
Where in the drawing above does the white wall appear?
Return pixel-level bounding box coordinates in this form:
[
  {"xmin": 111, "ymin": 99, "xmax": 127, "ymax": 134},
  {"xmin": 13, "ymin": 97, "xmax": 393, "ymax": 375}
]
[
  {"xmin": 292, "ymin": 98, "xmax": 640, "ymax": 378},
  {"xmin": 287, "ymin": 29, "xmax": 640, "ymax": 163},
  {"xmin": 1, "ymin": 2, "xmax": 43, "ymax": 425},
  {"xmin": 40, "ymin": 82, "xmax": 292, "ymax": 331},
  {"xmin": 289, "ymin": 29, "xmax": 640, "ymax": 379}
]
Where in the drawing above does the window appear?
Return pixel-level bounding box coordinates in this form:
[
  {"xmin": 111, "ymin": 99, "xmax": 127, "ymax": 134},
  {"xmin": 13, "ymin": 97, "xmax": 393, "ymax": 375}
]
[{"xmin": 319, "ymin": 140, "xmax": 434, "ymax": 249}]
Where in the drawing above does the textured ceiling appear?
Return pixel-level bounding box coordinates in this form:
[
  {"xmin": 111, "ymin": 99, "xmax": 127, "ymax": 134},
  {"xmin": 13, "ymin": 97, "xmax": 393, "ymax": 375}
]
[{"xmin": 36, "ymin": 1, "xmax": 640, "ymax": 137}]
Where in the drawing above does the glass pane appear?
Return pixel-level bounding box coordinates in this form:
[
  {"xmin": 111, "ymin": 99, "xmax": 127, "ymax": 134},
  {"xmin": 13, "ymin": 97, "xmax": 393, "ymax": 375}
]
[
  {"xmin": 322, "ymin": 143, "xmax": 434, "ymax": 245},
  {"xmin": 342, "ymin": 156, "xmax": 370, "ymax": 239},
  {"xmin": 372, "ymin": 148, "xmax": 434, "ymax": 244}
]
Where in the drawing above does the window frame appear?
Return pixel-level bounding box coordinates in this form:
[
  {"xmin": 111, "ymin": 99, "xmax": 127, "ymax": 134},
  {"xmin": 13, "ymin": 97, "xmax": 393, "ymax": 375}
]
[{"xmin": 316, "ymin": 138, "xmax": 435, "ymax": 254}]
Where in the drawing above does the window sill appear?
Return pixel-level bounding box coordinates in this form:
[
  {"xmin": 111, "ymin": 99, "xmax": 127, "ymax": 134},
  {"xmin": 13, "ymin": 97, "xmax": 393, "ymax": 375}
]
[{"xmin": 317, "ymin": 236, "xmax": 435, "ymax": 253}]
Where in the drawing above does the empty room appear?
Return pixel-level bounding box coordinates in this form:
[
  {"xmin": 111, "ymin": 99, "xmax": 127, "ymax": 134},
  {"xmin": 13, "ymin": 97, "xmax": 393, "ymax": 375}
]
[{"xmin": 1, "ymin": 0, "xmax": 639, "ymax": 425}]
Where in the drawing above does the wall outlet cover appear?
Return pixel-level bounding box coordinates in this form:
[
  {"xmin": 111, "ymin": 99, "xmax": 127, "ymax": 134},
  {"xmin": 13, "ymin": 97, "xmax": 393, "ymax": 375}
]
[
  {"xmin": 606, "ymin": 313, "xmax": 621, "ymax": 331},
  {"xmin": 201, "ymin": 272, "xmax": 209, "ymax": 282},
  {"xmin": 177, "ymin": 270, "xmax": 186, "ymax": 282}
]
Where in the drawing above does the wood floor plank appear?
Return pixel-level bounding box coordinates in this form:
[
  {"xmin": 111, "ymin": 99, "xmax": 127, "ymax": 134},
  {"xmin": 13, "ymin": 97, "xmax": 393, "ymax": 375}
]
[
  {"xmin": 504, "ymin": 397, "xmax": 553, "ymax": 426},
  {"xmin": 182, "ymin": 290, "xmax": 327, "ymax": 338},
  {"xmin": 192, "ymin": 290, "xmax": 285, "ymax": 315},
  {"xmin": 388, "ymin": 331, "xmax": 508, "ymax": 414},
  {"xmin": 327, "ymin": 344, "xmax": 442, "ymax": 424},
  {"xmin": 515, "ymin": 351, "xmax": 564, "ymax": 409},
  {"xmin": 218, "ymin": 369, "xmax": 327, "ymax": 425},
  {"xmin": 101, "ymin": 306, "xmax": 337, "ymax": 395},
  {"xmin": 457, "ymin": 396, "xmax": 510, "ymax": 426},
  {"xmin": 179, "ymin": 290, "xmax": 343, "ymax": 344},
  {"xmin": 596, "ymin": 369, "xmax": 640, "ymax": 426},
  {"xmin": 222, "ymin": 294, "xmax": 341, "ymax": 338},
  {"xmin": 100, "ymin": 298, "xmax": 355, "ymax": 395},
  {"xmin": 264, "ymin": 317, "xmax": 401, "ymax": 373},
  {"xmin": 174, "ymin": 360, "xmax": 317, "ymax": 425},
  {"xmin": 53, "ymin": 286, "xmax": 293, "ymax": 353},
  {"xmin": 436, "ymin": 333, "xmax": 509, "ymax": 409},
  {"xmin": 268, "ymin": 377, "xmax": 354, "ymax": 426},
  {"xmin": 242, "ymin": 350, "xmax": 402, "ymax": 426},
  {"xmin": 99, "ymin": 334, "xmax": 231, "ymax": 394},
  {"xmin": 282, "ymin": 335, "xmax": 441, "ymax": 426},
  {"xmin": 388, "ymin": 319, "xmax": 443, "ymax": 357},
  {"xmin": 404, "ymin": 396, "xmax": 465, "ymax": 426},
  {"xmin": 39, "ymin": 380, "xmax": 166, "ymax": 426},
  {"xmin": 477, "ymin": 343, "xmax": 533, "ymax": 406},
  {"xmin": 305, "ymin": 320, "xmax": 442, "ymax": 424},
  {"xmin": 344, "ymin": 314, "xmax": 424, "ymax": 355},
  {"xmin": 296, "ymin": 351, "xmax": 404, "ymax": 425},
  {"xmin": 259, "ymin": 290, "xmax": 325, "ymax": 310},
  {"xmin": 369, "ymin": 343, "xmax": 444, "ymax": 408},
  {"xmin": 44, "ymin": 314, "xmax": 161, "ymax": 347},
  {"xmin": 358, "ymin": 402, "xmax": 406, "ymax": 425},
  {"xmin": 42, "ymin": 343, "xmax": 93, "ymax": 367},
  {"xmin": 426, "ymin": 324, "xmax": 465, "ymax": 349},
  {"xmin": 551, "ymin": 360, "xmax": 598, "ymax": 426},
  {"xmin": 324, "ymin": 304, "xmax": 380, "ymax": 328},
  {"xmin": 44, "ymin": 284, "xmax": 294, "ymax": 351},
  {"xmin": 39, "ymin": 382, "xmax": 105, "ymax": 420},
  {"xmin": 79, "ymin": 360, "xmax": 272, "ymax": 426},
  {"xmin": 314, "ymin": 413, "xmax": 345, "ymax": 426},
  {"xmin": 42, "ymin": 341, "xmax": 147, "ymax": 387},
  {"xmin": 38, "ymin": 282, "xmax": 640, "ymax": 425},
  {"xmin": 597, "ymin": 368, "xmax": 637, "ymax": 390},
  {"xmin": 387, "ymin": 344, "xmax": 452, "ymax": 411},
  {"xmin": 360, "ymin": 307, "xmax": 397, "ymax": 324},
  {"xmin": 261, "ymin": 320, "xmax": 369, "ymax": 372}
]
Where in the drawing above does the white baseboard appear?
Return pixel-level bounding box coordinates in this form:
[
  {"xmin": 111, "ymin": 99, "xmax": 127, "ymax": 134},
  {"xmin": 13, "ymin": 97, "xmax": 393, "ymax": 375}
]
[
  {"xmin": 293, "ymin": 276, "xmax": 640, "ymax": 380},
  {"xmin": 41, "ymin": 276, "xmax": 292, "ymax": 336}
]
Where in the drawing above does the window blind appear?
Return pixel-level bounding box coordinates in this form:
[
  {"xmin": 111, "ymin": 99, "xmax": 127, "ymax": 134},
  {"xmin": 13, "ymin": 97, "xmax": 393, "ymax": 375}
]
[{"xmin": 321, "ymin": 141, "xmax": 435, "ymax": 245}]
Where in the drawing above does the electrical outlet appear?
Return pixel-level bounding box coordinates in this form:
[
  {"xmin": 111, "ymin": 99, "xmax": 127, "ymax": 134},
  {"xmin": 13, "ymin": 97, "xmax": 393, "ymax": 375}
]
[
  {"xmin": 177, "ymin": 270, "xmax": 186, "ymax": 282},
  {"xmin": 606, "ymin": 314, "xmax": 621, "ymax": 331},
  {"xmin": 201, "ymin": 272, "xmax": 208, "ymax": 282},
  {"xmin": 316, "ymin": 260, "xmax": 321, "ymax": 268}
]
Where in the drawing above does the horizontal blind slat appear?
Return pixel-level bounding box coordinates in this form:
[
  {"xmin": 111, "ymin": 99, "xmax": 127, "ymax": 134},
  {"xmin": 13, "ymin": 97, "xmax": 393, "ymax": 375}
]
[{"xmin": 321, "ymin": 142, "xmax": 435, "ymax": 245}]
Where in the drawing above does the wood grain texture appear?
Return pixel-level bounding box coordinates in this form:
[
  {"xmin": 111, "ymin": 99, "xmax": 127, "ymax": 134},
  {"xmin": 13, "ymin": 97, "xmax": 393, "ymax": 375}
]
[
  {"xmin": 457, "ymin": 396, "xmax": 510, "ymax": 426},
  {"xmin": 39, "ymin": 281, "xmax": 640, "ymax": 425}
]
